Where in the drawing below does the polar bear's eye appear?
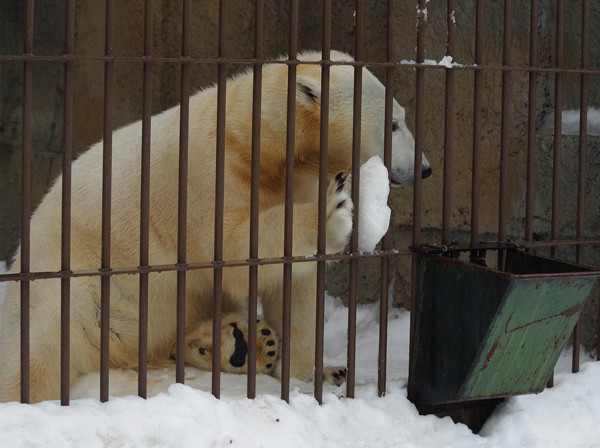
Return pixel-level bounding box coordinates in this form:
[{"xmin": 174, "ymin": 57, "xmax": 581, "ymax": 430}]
[{"xmin": 391, "ymin": 121, "xmax": 399, "ymax": 132}]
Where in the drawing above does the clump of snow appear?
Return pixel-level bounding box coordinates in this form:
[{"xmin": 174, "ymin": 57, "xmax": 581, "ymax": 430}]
[{"xmin": 357, "ymin": 156, "xmax": 391, "ymax": 252}]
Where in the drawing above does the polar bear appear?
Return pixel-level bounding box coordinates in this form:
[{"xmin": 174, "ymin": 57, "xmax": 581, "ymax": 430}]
[{"xmin": 0, "ymin": 50, "xmax": 431, "ymax": 402}]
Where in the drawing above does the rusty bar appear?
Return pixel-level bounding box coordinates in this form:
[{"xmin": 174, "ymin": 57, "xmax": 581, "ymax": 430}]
[
  {"xmin": 246, "ymin": 0, "xmax": 264, "ymax": 399},
  {"xmin": 548, "ymin": 0, "xmax": 565, "ymax": 389},
  {"xmin": 379, "ymin": 0, "xmax": 398, "ymax": 398},
  {"xmin": 176, "ymin": 0, "xmax": 191, "ymax": 385},
  {"xmin": 137, "ymin": 0, "xmax": 153, "ymax": 399},
  {"xmin": 0, "ymin": 249, "xmax": 410, "ymax": 286},
  {"xmin": 498, "ymin": 0, "xmax": 513, "ymax": 269},
  {"xmin": 408, "ymin": 0, "xmax": 428, "ymax": 398},
  {"xmin": 441, "ymin": 0, "xmax": 456, "ymax": 245},
  {"xmin": 550, "ymin": 0, "xmax": 564, "ymax": 262},
  {"xmin": 314, "ymin": 0, "xmax": 332, "ymax": 404},
  {"xmin": 100, "ymin": 0, "xmax": 116, "ymax": 403},
  {"xmin": 346, "ymin": 0, "xmax": 365, "ymax": 400},
  {"xmin": 3, "ymin": 53, "xmax": 600, "ymax": 75},
  {"xmin": 573, "ymin": 0, "xmax": 590, "ymax": 375},
  {"xmin": 524, "ymin": 0, "xmax": 539, "ymax": 243},
  {"xmin": 212, "ymin": 0, "xmax": 228, "ymax": 399},
  {"xmin": 470, "ymin": 0, "xmax": 484, "ymax": 247},
  {"xmin": 281, "ymin": 0, "xmax": 298, "ymax": 403},
  {"xmin": 19, "ymin": 0, "xmax": 35, "ymax": 405},
  {"xmin": 60, "ymin": 0, "xmax": 76, "ymax": 407}
]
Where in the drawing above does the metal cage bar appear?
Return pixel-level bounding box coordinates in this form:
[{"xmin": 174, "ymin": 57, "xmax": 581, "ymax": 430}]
[
  {"xmin": 281, "ymin": 0, "xmax": 299, "ymax": 403},
  {"xmin": 60, "ymin": 0, "xmax": 76, "ymax": 407},
  {"xmin": 137, "ymin": 0, "xmax": 154, "ymax": 399},
  {"xmin": 100, "ymin": 0, "xmax": 116, "ymax": 403},
  {"xmin": 175, "ymin": 0, "xmax": 192, "ymax": 386},
  {"xmin": 247, "ymin": 0, "xmax": 264, "ymax": 400}
]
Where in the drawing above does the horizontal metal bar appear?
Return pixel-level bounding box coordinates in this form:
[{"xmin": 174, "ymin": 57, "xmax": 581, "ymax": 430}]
[
  {"xmin": 2, "ymin": 54, "xmax": 600, "ymax": 75},
  {"xmin": 0, "ymin": 250, "xmax": 409, "ymax": 283}
]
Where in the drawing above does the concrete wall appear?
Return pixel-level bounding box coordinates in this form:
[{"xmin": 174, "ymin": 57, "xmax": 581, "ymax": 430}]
[{"xmin": 1, "ymin": 1, "xmax": 599, "ymax": 348}]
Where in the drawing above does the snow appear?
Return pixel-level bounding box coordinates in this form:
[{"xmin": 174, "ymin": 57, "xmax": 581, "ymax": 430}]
[
  {"xmin": 541, "ymin": 107, "xmax": 600, "ymax": 136},
  {"xmin": 2, "ymin": 261, "xmax": 600, "ymax": 445},
  {"xmin": 1, "ymin": 267, "xmax": 600, "ymax": 447},
  {"xmin": 357, "ymin": 156, "xmax": 391, "ymax": 252}
]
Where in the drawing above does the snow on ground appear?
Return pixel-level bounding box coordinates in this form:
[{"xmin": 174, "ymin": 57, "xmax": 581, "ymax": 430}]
[{"xmin": 1, "ymin": 262, "xmax": 600, "ymax": 447}]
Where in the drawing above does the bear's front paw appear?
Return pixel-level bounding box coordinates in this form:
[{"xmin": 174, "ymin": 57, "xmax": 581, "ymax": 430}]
[
  {"xmin": 176, "ymin": 313, "xmax": 279, "ymax": 376},
  {"xmin": 323, "ymin": 366, "xmax": 348, "ymax": 387},
  {"xmin": 326, "ymin": 171, "xmax": 353, "ymax": 253}
]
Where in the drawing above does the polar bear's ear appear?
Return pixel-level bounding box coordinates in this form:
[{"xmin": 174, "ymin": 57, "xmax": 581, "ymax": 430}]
[{"xmin": 296, "ymin": 76, "xmax": 321, "ymax": 106}]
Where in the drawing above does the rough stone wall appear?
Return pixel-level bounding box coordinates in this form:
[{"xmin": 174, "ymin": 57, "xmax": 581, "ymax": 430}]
[{"xmin": 1, "ymin": 1, "xmax": 598, "ymax": 348}]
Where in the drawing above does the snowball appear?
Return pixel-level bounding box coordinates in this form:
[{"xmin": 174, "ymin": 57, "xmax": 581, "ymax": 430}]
[{"xmin": 358, "ymin": 156, "xmax": 391, "ymax": 252}]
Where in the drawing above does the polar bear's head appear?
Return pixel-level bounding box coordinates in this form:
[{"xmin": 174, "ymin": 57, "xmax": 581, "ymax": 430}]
[{"xmin": 295, "ymin": 51, "xmax": 431, "ymax": 186}]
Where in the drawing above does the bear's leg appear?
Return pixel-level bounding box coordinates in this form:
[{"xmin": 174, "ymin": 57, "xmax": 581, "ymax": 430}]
[{"xmin": 260, "ymin": 278, "xmax": 347, "ymax": 386}]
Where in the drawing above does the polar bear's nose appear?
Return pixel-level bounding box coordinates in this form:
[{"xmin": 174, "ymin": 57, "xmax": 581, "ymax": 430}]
[{"xmin": 421, "ymin": 166, "xmax": 432, "ymax": 179}]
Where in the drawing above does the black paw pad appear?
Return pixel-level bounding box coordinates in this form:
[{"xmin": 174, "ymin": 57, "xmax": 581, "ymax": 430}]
[
  {"xmin": 267, "ymin": 351, "xmax": 276, "ymax": 357},
  {"xmin": 336, "ymin": 200, "xmax": 346, "ymax": 209},
  {"xmin": 266, "ymin": 340, "xmax": 275, "ymax": 347},
  {"xmin": 198, "ymin": 348, "xmax": 207, "ymax": 355},
  {"xmin": 229, "ymin": 322, "xmax": 248, "ymax": 368},
  {"xmin": 261, "ymin": 329, "xmax": 271, "ymax": 336}
]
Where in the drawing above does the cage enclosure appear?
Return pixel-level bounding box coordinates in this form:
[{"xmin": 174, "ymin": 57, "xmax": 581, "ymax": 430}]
[{"xmin": 408, "ymin": 245, "xmax": 600, "ymax": 432}]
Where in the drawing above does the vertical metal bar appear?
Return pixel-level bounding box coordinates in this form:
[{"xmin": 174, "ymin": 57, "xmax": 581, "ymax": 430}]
[
  {"xmin": 498, "ymin": 0, "xmax": 513, "ymax": 269},
  {"xmin": 550, "ymin": 0, "xmax": 564, "ymax": 261},
  {"xmin": 525, "ymin": 0, "xmax": 539, "ymax": 243},
  {"xmin": 281, "ymin": 0, "xmax": 299, "ymax": 403},
  {"xmin": 346, "ymin": 0, "xmax": 364, "ymax": 400},
  {"xmin": 60, "ymin": 0, "xmax": 75, "ymax": 407},
  {"xmin": 212, "ymin": 0, "xmax": 228, "ymax": 399},
  {"xmin": 548, "ymin": 0, "xmax": 565, "ymax": 389},
  {"xmin": 247, "ymin": 0, "xmax": 264, "ymax": 399},
  {"xmin": 20, "ymin": 0, "xmax": 35, "ymax": 405},
  {"xmin": 314, "ymin": 0, "xmax": 331, "ymax": 404},
  {"xmin": 138, "ymin": 0, "xmax": 153, "ymax": 399},
  {"xmin": 176, "ymin": 0, "xmax": 192, "ymax": 385},
  {"xmin": 470, "ymin": 0, "xmax": 484, "ymax": 248},
  {"xmin": 408, "ymin": 0, "xmax": 427, "ymax": 399},
  {"xmin": 379, "ymin": 0, "xmax": 398, "ymax": 398},
  {"xmin": 100, "ymin": 0, "xmax": 115, "ymax": 403},
  {"xmin": 572, "ymin": 0, "xmax": 590, "ymax": 374},
  {"xmin": 441, "ymin": 0, "xmax": 456, "ymax": 245}
]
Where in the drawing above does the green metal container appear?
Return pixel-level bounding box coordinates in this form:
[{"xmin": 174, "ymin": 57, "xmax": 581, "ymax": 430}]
[{"xmin": 408, "ymin": 248, "xmax": 599, "ymax": 431}]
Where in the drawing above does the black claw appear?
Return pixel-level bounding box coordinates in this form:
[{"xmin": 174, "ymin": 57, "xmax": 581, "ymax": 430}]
[
  {"xmin": 266, "ymin": 363, "xmax": 273, "ymax": 369},
  {"xmin": 336, "ymin": 200, "xmax": 345, "ymax": 209},
  {"xmin": 340, "ymin": 369, "xmax": 347, "ymax": 378},
  {"xmin": 333, "ymin": 372, "xmax": 340, "ymax": 379},
  {"xmin": 266, "ymin": 340, "xmax": 275, "ymax": 346},
  {"xmin": 267, "ymin": 351, "xmax": 276, "ymax": 357}
]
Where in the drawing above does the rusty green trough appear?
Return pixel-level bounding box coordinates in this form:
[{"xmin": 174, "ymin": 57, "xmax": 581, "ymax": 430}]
[{"xmin": 408, "ymin": 248, "xmax": 599, "ymax": 431}]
